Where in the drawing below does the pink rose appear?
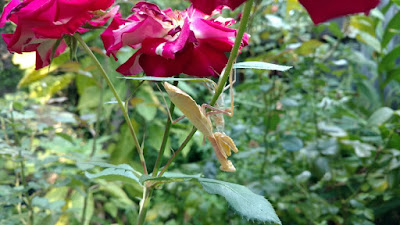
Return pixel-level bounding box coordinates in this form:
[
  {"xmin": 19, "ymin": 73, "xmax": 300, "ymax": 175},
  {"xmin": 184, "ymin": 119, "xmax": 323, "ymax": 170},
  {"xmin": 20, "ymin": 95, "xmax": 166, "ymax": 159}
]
[
  {"xmin": 299, "ymin": 0, "xmax": 380, "ymax": 24},
  {"xmin": 0, "ymin": 0, "xmax": 117, "ymax": 69},
  {"xmin": 189, "ymin": 0, "xmax": 248, "ymax": 15},
  {"xmin": 102, "ymin": 2, "xmax": 249, "ymax": 77}
]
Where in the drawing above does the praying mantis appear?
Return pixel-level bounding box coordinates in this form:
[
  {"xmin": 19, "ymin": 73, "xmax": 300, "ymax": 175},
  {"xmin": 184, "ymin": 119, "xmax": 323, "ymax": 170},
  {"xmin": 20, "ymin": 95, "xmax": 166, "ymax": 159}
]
[{"xmin": 162, "ymin": 72, "xmax": 238, "ymax": 172}]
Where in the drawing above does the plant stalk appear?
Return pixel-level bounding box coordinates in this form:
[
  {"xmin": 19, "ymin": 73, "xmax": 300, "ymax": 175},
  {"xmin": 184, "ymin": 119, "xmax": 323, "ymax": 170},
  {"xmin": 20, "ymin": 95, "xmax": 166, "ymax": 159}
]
[
  {"xmin": 152, "ymin": 81, "xmax": 178, "ymax": 176},
  {"xmin": 74, "ymin": 33, "xmax": 148, "ymax": 174},
  {"xmin": 137, "ymin": 186, "xmax": 153, "ymax": 225},
  {"xmin": 210, "ymin": 0, "xmax": 253, "ymax": 105},
  {"xmin": 159, "ymin": 0, "xmax": 253, "ymax": 177}
]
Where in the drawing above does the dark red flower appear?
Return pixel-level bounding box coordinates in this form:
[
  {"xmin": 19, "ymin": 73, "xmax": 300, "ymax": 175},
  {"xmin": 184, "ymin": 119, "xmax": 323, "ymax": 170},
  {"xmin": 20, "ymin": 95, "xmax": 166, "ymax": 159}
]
[
  {"xmin": 299, "ymin": 0, "xmax": 380, "ymax": 24},
  {"xmin": 189, "ymin": 0, "xmax": 247, "ymax": 15}
]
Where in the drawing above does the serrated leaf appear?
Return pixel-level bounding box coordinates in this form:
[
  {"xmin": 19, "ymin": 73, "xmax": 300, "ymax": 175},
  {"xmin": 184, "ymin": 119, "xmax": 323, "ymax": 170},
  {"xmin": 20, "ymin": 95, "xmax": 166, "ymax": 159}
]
[
  {"xmin": 140, "ymin": 172, "xmax": 281, "ymax": 224},
  {"xmin": 233, "ymin": 61, "xmax": 292, "ymax": 71},
  {"xmin": 199, "ymin": 178, "xmax": 281, "ymax": 224},
  {"xmin": 368, "ymin": 107, "xmax": 394, "ymax": 126}
]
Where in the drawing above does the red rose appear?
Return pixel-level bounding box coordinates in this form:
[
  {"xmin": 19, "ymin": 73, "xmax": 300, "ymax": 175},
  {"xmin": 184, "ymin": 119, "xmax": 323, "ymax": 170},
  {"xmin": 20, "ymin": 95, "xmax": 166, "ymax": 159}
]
[
  {"xmin": 102, "ymin": 2, "xmax": 249, "ymax": 77},
  {"xmin": 0, "ymin": 0, "xmax": 117, "ymax": 69},
  {"xmin": 299, "ymin": 0, "xmax": 380, "ymax": 24},
  {"xmin": 189, "ymin": 0, "xmax": 247, "ymax": 15}
]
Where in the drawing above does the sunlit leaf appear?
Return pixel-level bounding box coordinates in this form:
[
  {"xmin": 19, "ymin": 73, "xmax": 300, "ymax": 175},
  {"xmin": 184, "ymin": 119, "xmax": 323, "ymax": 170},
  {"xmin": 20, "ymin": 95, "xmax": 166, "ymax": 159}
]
[
  {"xmin": 233, "ymin": 61, "xmax": 292, "ymax": 71},
  {"xmin": 368, "ymin": 107, "xmax": 394, "ymax": 126}
]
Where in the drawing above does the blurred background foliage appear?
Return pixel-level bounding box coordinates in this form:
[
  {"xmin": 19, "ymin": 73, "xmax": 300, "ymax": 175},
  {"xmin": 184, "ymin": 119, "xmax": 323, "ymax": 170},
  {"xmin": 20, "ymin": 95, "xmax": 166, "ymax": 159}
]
[{"xmin": 1, "ymin": 0, "xmax": 400, "ymax": 224}]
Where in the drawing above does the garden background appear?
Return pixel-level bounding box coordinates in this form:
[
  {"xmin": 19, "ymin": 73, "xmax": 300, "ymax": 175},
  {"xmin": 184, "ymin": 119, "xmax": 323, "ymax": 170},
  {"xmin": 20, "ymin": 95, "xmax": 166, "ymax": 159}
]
[{"xmin": 1, "ymin": 0, "xmax": 400, "ymax": 224}]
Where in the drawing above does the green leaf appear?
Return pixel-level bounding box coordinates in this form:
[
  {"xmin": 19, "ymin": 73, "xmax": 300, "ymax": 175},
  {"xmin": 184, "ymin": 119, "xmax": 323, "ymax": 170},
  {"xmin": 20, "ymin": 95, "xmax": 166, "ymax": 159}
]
[
  {"xmin": 84, "ymin": 163, "xmax": 141, "ymax": 184},
  {"xmin": 357, "ymin": 79, "xmax": 381, "ymax": 110},
  {"xmin": 80, "ymin": 162, "xmax": 139, "ymax": 172},
  {"xmin": 342, "ymin": 140, "xmax": 375, "ymax": 158},
  {"xmin": 318, "ymin": 122, "xmax": 347, "ymax": 137},
  {"xmin": 135, "ymin": 85, "xmax": 158, "ymax": 121},
  {"xmin": 368, "ymin": 107, "xmax": 394, "ymax": 126},
  {"xmin": 139, "ymin": 172, "xmax": 201, "ymax": 184},
  {"xmin": 295, "ymin": 40, "xmax": 324, "ymax": 55},
  {"xmin": 379, "ymin": 45, "xmax": 400, "ymax": 72},
  {"xmin": 199, "ymin": 178, "xmax": 281, "ymax": 224},
  {"xmin": 382, "ymin": 11, "xmax": 400, "ymax": 49},
  {"xmin": 85, "ymin": 168, "xmax": 140, "ymax": 184},
  {"xmin": 281, "ymin": 135, "xmax": 303, "ymax": 151},
  {"xmin": 357, "ymin": 31, "xmax": 381, "ymax": 53},
  {"xmin": 327, "ymin": 22, "xmax": 344, "ymax": 38},
  {"xmin": 233, "ymin": 61, "xmax": 292, "ymax": 71},
  {"xmin": 140, "ymin": 173, "xmax": 281, "ymax": 224}
]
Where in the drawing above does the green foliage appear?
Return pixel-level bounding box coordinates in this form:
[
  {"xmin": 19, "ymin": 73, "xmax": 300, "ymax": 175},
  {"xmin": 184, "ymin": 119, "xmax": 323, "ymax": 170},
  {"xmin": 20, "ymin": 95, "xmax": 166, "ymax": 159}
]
[
  {"xmin": 1, "ymin": 0, "xmax": 400, "ymax": 225},
  {"xmin": 139, "ymin": 173, "xmax": 280, "ymax": 224}
]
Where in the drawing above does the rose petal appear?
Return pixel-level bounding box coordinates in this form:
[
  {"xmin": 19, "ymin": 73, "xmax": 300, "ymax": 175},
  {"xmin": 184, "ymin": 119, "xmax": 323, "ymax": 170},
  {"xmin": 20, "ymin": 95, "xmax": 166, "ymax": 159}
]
[
  {"xmin": 189, "ymin": 0, "xmax": 247, "ymax": 15},
  {"xmin": 35, "ymin": 39, "xmax": 67, "ymax": 69},
  {"xmin": 116, "ymin": 50, "xmax": 144, "ymax": 75},
  {"xmin": 0, "ymin": 0, "xmax": 20, "ymax": 27},
  {"xmin": 299, "ymin": 0, "xmax": 380, "ymax": 24}
]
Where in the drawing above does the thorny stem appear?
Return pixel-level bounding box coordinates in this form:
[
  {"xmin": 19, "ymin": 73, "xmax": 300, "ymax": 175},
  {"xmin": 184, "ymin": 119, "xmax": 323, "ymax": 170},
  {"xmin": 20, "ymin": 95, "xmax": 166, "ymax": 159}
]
[
  {"xmin": 158, "ymin": 0, "xmax": 254, "ymax": 177},
  {"xmin": 152, "ymin": 81, "xmax": 178, "ymax": 177},
  {"xmin": 74, "ymin": 33, "xmax": 148, "ymax": 175}
]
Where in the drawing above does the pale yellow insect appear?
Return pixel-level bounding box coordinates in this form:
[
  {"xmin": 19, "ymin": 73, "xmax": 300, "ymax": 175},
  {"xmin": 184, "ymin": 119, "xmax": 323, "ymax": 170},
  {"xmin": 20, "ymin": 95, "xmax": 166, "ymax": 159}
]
[{"xmin": 163, "ymin": 82, "xmax": 238, "ymax": 172}]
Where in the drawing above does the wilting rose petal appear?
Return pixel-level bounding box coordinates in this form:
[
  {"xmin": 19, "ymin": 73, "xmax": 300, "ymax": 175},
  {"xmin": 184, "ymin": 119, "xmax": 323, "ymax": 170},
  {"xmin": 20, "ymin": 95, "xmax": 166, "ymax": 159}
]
[
  {"xmin": 299, "ymin": 0, "xmax": 380, "ymax": 24},
  {"xmin": 1, "ymin": 0, "xmax": 116, "ymax": 69},
  {"xmin": 189, "ymin": 0, "xmax": 247, "ymax": 15},
  {"xmin": 103, "ymin": 2, "xmax": 249, "ymax": 77}
]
